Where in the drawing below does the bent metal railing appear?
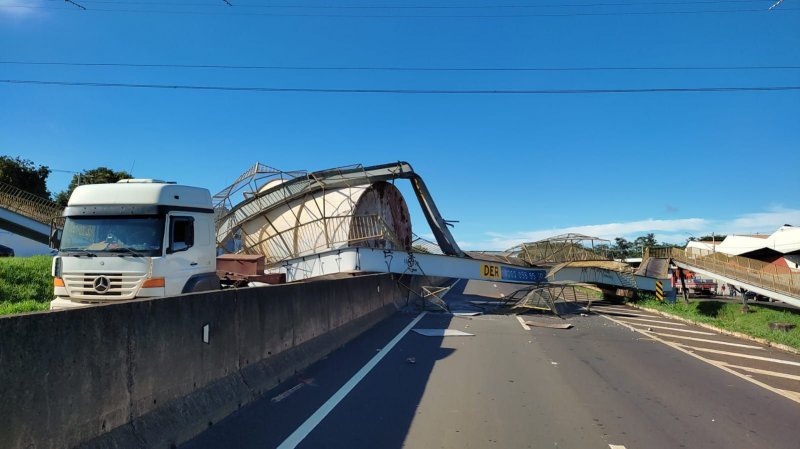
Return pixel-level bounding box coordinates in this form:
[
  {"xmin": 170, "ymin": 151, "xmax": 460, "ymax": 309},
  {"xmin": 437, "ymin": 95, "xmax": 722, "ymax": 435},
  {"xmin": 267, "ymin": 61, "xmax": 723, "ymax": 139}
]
[
  {"xmin": 0, "ymin": 181, "xmax": 63, "ymax": 225},
  {"xmin": 239, "ymin": 214, "xmax": 406, "ymax": 265},
  {"xmin": 646, "ymin": 247, "xmax": 800, "ymax": 298}
]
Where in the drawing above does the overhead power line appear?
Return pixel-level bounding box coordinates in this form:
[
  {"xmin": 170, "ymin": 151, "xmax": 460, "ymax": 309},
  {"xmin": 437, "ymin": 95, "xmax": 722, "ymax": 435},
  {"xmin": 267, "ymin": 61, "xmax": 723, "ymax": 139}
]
[
  {"xmin": 37, "ymin": 0, "xmax": 779, "ymax": 8},
  {"xmin": 1, "ymin": 4, "xmax": 797, "ymax": 17},
  {"xmin": 2, "ymin": 61, "xmax": 799, "ymax": 72},
  {"xmin": 63, "ymin": 0, "xmax": 87, "ymax": 10},
  {"xmin": 769, "ymin": 0, "xmax": 786, "ymax": 9},
  {"xmin": 2, "ymin": 79, "xmax": 799, "ymax": 95}
]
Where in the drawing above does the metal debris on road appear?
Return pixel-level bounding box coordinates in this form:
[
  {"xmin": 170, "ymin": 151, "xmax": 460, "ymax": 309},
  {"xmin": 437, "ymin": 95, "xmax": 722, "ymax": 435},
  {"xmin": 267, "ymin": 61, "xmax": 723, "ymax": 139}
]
[
  {"xmin": 413, "ymin": 329, "xmax": 475, "ymax": 337},
  {"xmin": 524, "ymin": 321, "xmax": 573, "ymax": 330},
  {"xmin": 271, "ymin": 378, "xmax": 314, "ymax": 403}
]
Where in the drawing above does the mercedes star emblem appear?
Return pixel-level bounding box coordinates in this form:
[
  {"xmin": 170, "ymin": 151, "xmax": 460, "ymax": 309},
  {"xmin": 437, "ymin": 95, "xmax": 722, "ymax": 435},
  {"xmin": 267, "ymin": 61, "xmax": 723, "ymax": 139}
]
[{"xmin": 93, "ymin": 276, "xmax": 111, "ymax": 293}]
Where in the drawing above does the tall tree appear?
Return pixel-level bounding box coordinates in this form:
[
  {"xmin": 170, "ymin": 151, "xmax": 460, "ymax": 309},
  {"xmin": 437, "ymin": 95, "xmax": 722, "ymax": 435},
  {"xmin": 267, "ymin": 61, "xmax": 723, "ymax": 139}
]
[
  {"xmin": 632, "ymin": 233, "xmax": 658, "ymax": 256},
  {"xmin": 55, "ymin": 167, "xmax": 132, "ymax": 206},
  {"xmin": 612, "ymin": 237, "xmax": 633, "ymax": 258},
  {"xmin": 0, "ymin": 156, "xmax": 51, "ymax": 199}
]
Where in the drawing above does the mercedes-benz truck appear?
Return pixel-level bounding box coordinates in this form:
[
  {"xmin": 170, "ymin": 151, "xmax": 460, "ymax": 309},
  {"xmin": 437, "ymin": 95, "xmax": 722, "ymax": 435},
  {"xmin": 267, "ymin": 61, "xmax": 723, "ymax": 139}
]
[{"xmin": 50, "ymin": 179, "xmax": 220, "ymax": 309}]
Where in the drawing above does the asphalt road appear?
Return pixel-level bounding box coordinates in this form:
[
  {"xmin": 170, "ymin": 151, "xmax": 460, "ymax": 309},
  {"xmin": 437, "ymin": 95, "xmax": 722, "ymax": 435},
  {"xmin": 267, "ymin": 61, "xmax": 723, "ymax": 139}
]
[{"xmin": 182, "ymin": 280, "xmax": 800, "ymax": 449}]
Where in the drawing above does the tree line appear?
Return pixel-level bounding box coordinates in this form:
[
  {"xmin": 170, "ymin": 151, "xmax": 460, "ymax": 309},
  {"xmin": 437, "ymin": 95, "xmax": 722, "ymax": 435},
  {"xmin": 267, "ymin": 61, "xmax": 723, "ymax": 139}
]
[{"xmin": 0, "ymin": 156, "xmax": 131, "ymax": 207}]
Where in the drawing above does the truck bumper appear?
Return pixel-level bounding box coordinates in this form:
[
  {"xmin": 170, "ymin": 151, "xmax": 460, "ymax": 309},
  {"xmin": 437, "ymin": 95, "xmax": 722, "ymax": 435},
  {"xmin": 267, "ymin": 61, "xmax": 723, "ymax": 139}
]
[{"xmin": 49, "ymin": 297, "xmax": 96, "ymax": 310}]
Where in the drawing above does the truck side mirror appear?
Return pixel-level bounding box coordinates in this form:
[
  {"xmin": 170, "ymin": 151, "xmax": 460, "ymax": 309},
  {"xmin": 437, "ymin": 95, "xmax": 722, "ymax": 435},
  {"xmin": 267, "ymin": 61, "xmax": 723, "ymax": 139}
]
[{"xmin": 49, "ymin": 220, "xmax": 62, "ymax": 249}]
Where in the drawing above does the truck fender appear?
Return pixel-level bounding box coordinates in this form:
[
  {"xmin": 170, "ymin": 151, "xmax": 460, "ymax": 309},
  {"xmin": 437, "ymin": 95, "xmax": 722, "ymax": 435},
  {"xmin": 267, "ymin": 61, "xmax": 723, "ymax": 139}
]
[{"xmin": 182, "ymin": 272, "xmax": 221, "ymax": 294}]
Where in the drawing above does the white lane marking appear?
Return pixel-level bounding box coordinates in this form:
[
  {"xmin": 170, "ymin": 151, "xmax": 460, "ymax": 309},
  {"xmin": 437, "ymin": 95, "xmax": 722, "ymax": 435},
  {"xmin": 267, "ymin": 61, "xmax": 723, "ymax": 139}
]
[
  {"xmin": 646, "ymin": 331, "xmax": 763, "ymax": 349},
  {"xmin": 774, "ymin": 388, "xmax": 800, "ymax": 403},
  {"xmin": 593, "ymin": 306, "xmax": 647, "ymax": 313},
  {"xmin": 679, "ymin": 345, "xmax": 800, "ymax": 367},
  {"xmin": 616, "ymin": 322, "xmax": 715, "ymax": 335},
  {"xmin": 276, "ymin": 312, "xmax": 427, "ymax": 449},
  {"xmin": 592, "ymin": 308, "xmax": 660, "ymax": 318},
  {"xmin": 609, "ymin": 316, "xmax": 686, "ymax": 326},
  {"xmin": 601, "ymin": 314, "xmax": 800, "ymax": 405},
  {"xmin": 723, "ymin": 363, "xmax": 800, "ymax": 381},
  {"xmin": 609, "ymin": 445, "xmax": 627, "ymax": 449},
  {"xmin": 516, "ymin": 316, "xmax": 531, "ymax": 330}
]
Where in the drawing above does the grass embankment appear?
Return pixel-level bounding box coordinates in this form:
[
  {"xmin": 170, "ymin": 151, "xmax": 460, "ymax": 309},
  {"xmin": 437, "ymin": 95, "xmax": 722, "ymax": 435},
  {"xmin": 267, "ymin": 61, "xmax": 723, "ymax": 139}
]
[
  {"xmin": 634, "ymin": 295, "xmax": 800, "ymax": 351},
  {"xmin": 0, "ymin": 255, "xmax": 52, "ymax": 315},
  {"xmin": 575, "ymin": 285, "xmax": 604, "ymax": 299}
]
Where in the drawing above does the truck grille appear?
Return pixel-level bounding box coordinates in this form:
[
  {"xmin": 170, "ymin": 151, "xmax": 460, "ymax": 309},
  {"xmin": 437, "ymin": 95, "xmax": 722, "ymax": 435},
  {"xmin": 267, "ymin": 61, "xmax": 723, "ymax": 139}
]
[{"xmin": 62, "ymin": 272, "xmax": 147, "ymax": 300}]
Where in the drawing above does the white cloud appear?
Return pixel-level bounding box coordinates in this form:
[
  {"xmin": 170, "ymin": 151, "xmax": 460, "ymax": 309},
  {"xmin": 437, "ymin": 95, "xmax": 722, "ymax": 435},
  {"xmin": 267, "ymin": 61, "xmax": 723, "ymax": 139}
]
[
  {"xmin": 464, "ymin": 208, "xmax": 800, "ymax": 251},
  {"xmin": 0, "ymin": 0, "xmax": 45, "ymax": 18},
  {"xmin": 720, "ymin": 207, "xmax": 800, "ymax": 235}
]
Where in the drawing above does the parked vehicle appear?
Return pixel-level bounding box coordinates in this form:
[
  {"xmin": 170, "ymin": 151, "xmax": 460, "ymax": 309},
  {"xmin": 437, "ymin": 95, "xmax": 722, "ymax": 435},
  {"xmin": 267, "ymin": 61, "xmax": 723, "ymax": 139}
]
[
  {"xmin": 50, "ymin": 179, "xmax": 220, "ymax": 309},
  {"xmin": 672, "ymin": 270, "xmax": 717, "ymax": 296}
]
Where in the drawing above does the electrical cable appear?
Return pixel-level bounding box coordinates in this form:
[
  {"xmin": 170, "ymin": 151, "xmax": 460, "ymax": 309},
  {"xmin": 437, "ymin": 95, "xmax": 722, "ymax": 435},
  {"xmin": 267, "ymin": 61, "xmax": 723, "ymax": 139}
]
[
  {"xmin": 1, "ymin": 4, "xmax": 797, "ymax": 17},
  {"xmin": 2, "ymin": 79, "xmax": 799, "ymax": 95},
  {"xmin": 2, "ymin": 61, "xmax": 799, "ymax": 72}
]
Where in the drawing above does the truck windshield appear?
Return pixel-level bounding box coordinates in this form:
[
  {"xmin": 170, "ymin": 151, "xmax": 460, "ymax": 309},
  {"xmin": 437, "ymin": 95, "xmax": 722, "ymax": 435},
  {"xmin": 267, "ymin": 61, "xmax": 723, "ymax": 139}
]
[{"xmin": 59, "ymin": 216, "xmax": 166, "ymax": 257}]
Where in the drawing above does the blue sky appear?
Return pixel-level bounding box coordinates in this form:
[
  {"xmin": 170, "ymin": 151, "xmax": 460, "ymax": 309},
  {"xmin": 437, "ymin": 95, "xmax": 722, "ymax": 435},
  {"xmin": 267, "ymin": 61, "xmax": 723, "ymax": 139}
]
[{"xmin": 2, "ymin": 0, "xmax": 799, "ymax": 250}]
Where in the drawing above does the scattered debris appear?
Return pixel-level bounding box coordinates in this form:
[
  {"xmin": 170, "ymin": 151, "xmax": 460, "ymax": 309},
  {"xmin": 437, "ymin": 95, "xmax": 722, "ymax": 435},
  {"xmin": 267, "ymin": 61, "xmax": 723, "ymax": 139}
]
[
  {"xmin": 469, "ymin": 300, "xmax": 503, "ymax": 306},
  {"xmin": 271, "ymin": 378, "xmax": 314, "ymax": 403},
  {"xmin": 406, "ymin": 357, "xmax": 416, "ymax": 364},
  {"xmin": 551, "ymin": 361, "xmax": 559, "ymax": 366},
  {"xmin": 524, "ymin": 321, "xmax": 573, "ymax": 330},
  {"xmin": 413, "ymin": 329, "xmax": 475, "ymax": 337},
  {"xmin": 769, "ymin": 322, "xmax": 796, "ymax": 332},
  {"xmin": 580, "ymin": 313, "xmax": 589, "ymax": 317}
]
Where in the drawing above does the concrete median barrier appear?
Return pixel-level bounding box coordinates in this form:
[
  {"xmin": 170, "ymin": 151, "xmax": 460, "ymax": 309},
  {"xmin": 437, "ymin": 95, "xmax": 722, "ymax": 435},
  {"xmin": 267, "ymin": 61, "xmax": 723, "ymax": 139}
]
[{"xmin": 0, "ymin": 273, "xmax": 445, "ymax": 449}]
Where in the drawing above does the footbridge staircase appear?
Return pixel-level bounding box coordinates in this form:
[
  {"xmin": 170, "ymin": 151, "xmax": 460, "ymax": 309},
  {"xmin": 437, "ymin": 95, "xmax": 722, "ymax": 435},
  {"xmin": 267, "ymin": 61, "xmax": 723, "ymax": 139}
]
[
  {"xmin": 0, "ymin": 181, "xmax": 62, "ymax": 245},
  {"xmin": 645, "ymin": 247, "xmax": 800, "ymax": 307}
]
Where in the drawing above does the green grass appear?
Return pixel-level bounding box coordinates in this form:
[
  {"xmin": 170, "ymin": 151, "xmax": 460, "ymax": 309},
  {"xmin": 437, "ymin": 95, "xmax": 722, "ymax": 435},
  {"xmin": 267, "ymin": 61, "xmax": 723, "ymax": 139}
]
[
  {"xmin": 575, "ymin": 285, "xmax": 604, "ymax": 299},
  {"xmin": 0, "ymin": 255, "xmax": 53, "ymax": 315},
  {"xmin": 0, "ymin": 300, "xmax": 49, "ymax": 315},
  {"xmin": 634, "ymin": 297, "xmax": 800, "ymax": 350}
]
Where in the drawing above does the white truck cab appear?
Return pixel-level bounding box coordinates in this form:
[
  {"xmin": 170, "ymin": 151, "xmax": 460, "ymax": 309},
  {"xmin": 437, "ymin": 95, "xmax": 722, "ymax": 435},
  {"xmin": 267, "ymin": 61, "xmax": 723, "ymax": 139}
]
[{"xmin": 50, "ymin": 179, "xmax": 220, "ymax": 309}]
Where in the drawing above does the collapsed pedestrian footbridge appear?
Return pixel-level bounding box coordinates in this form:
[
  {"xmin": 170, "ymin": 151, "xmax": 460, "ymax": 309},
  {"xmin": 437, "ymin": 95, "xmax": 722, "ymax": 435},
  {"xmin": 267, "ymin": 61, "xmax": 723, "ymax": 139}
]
[{"xmin": 213, "ymin": 162, "xmax": 668, "ymax": 293}]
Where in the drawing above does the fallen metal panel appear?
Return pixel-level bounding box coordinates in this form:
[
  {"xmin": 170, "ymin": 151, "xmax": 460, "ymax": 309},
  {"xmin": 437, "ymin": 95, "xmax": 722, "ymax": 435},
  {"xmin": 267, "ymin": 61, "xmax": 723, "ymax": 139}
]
[
  {"xmin": 636, "ymin": 257, "xmax": 670, "ymax": 278},
  {"xmin": 524, "ymin": 321, "xmax": 573, "ymax": 329},
  {"xmin": 413, "ymin": 329, "xmax": 475, "ymax": 337}
]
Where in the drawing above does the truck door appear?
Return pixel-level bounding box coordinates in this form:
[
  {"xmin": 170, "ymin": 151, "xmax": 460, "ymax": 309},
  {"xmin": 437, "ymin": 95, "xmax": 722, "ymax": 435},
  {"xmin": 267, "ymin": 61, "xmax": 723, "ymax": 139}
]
[{"xmin": 163, "ymin": 214, "xmax": 202, "ymax": 296}]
